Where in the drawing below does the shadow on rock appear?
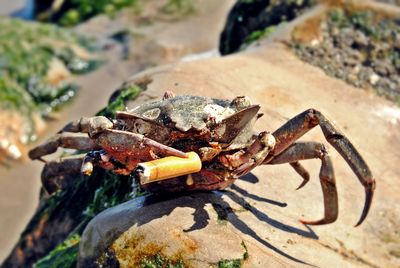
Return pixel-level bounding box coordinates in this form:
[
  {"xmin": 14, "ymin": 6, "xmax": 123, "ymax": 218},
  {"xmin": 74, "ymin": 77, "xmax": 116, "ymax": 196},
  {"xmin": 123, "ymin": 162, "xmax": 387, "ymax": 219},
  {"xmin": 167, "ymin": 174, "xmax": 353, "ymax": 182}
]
[{"xmin": 79, "ymin": 181, "xmax": 318, "ymax": 266}]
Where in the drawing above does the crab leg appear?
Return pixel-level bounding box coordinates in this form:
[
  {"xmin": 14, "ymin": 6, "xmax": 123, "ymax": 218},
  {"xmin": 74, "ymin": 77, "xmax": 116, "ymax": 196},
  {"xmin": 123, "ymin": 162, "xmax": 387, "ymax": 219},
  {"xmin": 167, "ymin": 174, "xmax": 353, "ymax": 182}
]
[
  {"xmin": 29, "ymin": 133, "xmax": 99, "ymax": 160},
  {"xmin": 268, "ymin": 142, "xmax": 338, "ymax": 225},
  {"xmin": 267, "ymin": 109, "xmax": 375, "ymax": 226},
  {"xmin": 219, "ymin": 131, "xmax": 276, "ymax": 177},
  {"xmin": 81, "ymin": 150, "xmax": 117, "ymax": 176},
  {"xmin": 289, "ymin": 162, "xmax": 310, "ymax": 190},
  {"xmin": 58, "ymin": 116, "xmax": 114, "ymax": 137},
  {"xmin": 95, "ymin": 129, "xmax": 188, "ymax": 158}
]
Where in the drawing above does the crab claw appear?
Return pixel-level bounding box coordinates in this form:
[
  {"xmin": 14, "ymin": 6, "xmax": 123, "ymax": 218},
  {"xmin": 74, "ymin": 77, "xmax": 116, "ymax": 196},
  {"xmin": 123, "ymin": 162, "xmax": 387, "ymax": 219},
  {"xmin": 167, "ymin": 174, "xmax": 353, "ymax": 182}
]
[{"xmin": 212, "ymin": 105, "xmax": 260, "ymax": 144}]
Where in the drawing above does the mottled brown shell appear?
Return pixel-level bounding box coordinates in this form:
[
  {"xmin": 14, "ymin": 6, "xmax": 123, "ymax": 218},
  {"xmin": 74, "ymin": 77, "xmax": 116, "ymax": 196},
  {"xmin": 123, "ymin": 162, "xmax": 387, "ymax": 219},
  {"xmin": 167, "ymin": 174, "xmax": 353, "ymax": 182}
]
[
  {"xmin": 130, "ymin": 95, "xmax": 241, "ymax": 131},
  {"xmin": 117, "ymin": 95, "xmax": 260, "ymax": 147}
]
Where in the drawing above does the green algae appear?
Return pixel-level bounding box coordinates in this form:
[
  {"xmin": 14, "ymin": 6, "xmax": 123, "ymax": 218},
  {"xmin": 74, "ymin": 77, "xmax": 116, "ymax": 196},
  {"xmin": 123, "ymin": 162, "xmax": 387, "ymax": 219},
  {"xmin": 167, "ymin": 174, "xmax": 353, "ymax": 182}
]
[
  {"xmin": 35, "ymin": 0, "xmax": 195, "ymax": 26},
  {"xmin": 241, "ymin": 22, "xmax": 286, "ymax": 50},
  {"xmin": 97, "ymin": 84, "xmax": 142, "ymax": 118},
  {"xmin": 140, "ymin": 253, "xmax": 186, "ymax": 268},
  {"xmin": 34, "ymin": 235, "xmax": 80, "ymax": 268},
  {"xmin": 36, "ymin": 0, "xmax": 140, "ymax": 26},
  {"xmin": 0, "ymin": 17, "xmax": 98, "ymax": 116},
  {"xmin": 0, "ymin": 79, "xmax": 34, "ymax": 113}
]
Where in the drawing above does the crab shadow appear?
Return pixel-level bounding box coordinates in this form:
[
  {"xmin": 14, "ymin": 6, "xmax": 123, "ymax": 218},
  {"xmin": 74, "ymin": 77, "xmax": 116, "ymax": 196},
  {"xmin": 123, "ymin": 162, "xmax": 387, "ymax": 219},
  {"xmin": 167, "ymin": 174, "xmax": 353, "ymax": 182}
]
[{"xmin": 79, "ymin": 173, "xmax": 318, "ymax": 266}]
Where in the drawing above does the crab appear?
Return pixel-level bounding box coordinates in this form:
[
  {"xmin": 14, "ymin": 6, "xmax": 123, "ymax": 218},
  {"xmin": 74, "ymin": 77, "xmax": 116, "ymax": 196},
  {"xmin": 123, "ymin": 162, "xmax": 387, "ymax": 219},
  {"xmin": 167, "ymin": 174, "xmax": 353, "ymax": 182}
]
[{"xmin": 29, "ymin": 92, "xmax": 375, "ymax": 226}]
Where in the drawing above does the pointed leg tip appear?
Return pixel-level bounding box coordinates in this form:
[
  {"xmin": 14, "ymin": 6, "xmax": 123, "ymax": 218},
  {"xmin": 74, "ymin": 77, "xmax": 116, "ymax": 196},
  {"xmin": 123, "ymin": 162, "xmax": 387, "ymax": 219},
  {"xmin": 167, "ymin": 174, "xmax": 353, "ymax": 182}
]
[
  {"xmin": 299, "ymin": 219, "xmax": 314, "ymax": 225},
  {"xmin": 354, "ymin": 187, "xmax": 375, "ymax": 227},
  {"xmin": 299, "ymin": 219, "xmax": 313, "ymax": 225},
  {"xmin": 295, "ymin": 180, "xmax": 308, "ymax": 190},
  {"xmin": 299, "ymin": 218, "xmax": 335, "ymax": 226}
]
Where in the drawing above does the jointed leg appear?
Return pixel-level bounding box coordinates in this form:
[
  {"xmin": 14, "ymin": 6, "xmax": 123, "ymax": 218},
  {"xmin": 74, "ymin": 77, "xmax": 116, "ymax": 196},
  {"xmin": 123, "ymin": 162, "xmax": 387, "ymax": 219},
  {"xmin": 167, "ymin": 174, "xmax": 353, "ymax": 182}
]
[
  {"xmin": 289, "ymin": 162, "xmax": 310, "ymax": 190},
  {"xmin": 29, "ymin": 133, "xmax": 99, "ymax": 161},
  {"xmin": 269, "ymin": 142, "xmax": 337, "ymax": 225},
  {"xmin": 267, "ymin": 109, "xmax": 375, "ymax": 226},
  {"xmin": 58, "ymin": 116, "xmax": 114, "ymax": 137},
  {"xmin": 219, "ymin": 132, "xmax": 276, "ymax": 177}
]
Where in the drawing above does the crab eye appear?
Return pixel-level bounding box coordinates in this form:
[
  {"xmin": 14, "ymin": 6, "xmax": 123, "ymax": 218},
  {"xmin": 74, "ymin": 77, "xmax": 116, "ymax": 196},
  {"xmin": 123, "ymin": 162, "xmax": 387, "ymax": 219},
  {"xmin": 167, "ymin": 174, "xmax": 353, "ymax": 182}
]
[{"xmin": 231, "ymin": 96, "xmax": 252, "ymax": 110}]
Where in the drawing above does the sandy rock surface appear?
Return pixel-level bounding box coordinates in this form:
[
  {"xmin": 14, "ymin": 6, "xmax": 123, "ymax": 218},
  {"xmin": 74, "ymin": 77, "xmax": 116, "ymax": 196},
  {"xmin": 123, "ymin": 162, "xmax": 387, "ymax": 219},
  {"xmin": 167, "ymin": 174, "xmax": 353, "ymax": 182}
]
[
  {"xmin": 79, "ymin": 4, "xmax": 400, "ymax": 265},
  {"xmin": 79, "ymin": 193, "xmax": 286, "ymax": 267}
]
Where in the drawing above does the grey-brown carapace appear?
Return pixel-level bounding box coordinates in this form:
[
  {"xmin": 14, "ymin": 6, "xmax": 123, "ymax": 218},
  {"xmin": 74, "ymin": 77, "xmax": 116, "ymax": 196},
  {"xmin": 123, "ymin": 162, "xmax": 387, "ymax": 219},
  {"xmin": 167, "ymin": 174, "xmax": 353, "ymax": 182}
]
[{"xmin": 29, "ymin": 92, "xmax": 375, "ymax": 226}]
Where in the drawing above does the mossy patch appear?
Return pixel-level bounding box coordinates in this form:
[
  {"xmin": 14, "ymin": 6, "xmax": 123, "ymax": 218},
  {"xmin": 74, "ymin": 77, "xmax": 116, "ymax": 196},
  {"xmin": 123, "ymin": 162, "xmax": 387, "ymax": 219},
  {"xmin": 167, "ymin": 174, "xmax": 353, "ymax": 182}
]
[
  {"xmin": 34, "ymin": 234, "xmax": 80, "ymax": 268},
  {"xmin": 241, "ymin": 22, "xmax": 286, "ymax": 49},
  {"xmin": 106, "ymin": 232, "xmax": 187, "ymax": 268},
  {"xmin": 97, "ymin": 84, "xmax": 142, "ymax": 118},
  {"xmin": 140, "ymin": 253, "xmax": 186, "ymax": 268},
  {"xmin": 0, "ymin": 15, "xmax": 100, "ymax": 155},
  {"xmin": 35, "ymin": 0, "xmax": 140, "ymax": 26},
  {"xmin": 35, "ymin": 0, "xmax": 196, "ymax": 26},
  {"xmin": 0, "ymin": 17, "xmax": 98, "ymax": 113}
]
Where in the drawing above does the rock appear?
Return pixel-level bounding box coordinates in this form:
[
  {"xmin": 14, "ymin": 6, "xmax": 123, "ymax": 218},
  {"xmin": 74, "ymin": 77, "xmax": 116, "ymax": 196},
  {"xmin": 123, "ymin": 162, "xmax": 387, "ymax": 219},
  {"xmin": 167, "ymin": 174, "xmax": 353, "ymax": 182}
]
[
  {"xmin": 4, "ymin": 1, "xmax": 400, "ymax": 267},
  {"xmin": 78, "ymin": 192, "xmax": 285, "ymax": 267},
  {"xmin": 90, "ymin": 8, "xmax": 399, "ymax": 265}
]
